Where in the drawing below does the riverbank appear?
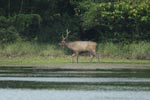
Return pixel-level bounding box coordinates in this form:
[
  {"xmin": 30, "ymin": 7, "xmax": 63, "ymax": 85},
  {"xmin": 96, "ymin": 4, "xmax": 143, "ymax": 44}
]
[
  {"xmin": 0, "ymin": 57, "xmax": 150, "ymax": 69},
  {"xmin": 0, "ymin": 41, "xmax": 150, "ymax": 67}
]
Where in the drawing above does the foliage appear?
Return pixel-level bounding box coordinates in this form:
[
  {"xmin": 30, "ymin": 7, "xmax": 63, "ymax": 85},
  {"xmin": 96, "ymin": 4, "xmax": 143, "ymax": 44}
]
[
  {"xmin": 0, "ymin": 0, "xmax": 150, "ymax": 43},
  {"xmin": 0, "ymin": 26, "xmax": 19, "ymax": 44},
  {"xmin": 0, "ymin": 14, "xmax": 42, "ymax": 43},
  {"xmin": 11, "ymin": 14, "xmax": 42, "ymax": 40},
  {"xmin": 80, "ymin": 0, "xmax": 150, "ymax": 42},
  {"xmin": 38, "ymin": 13, "xmax": 80, "ymax": 42}
]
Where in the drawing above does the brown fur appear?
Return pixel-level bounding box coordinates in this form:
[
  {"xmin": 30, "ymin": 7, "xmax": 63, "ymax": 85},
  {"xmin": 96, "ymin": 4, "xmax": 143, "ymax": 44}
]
[{"xmin": 59, "ymin": 40, "xmax": 100, "ymax": 63}]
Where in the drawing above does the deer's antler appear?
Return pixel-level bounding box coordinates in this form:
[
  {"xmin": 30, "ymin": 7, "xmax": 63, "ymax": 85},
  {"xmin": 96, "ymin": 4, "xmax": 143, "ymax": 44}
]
[
  {"xmin": 65, "ymin": 29, "xmax": 71, "ymax": 39},
  {"xmin": 62, "ymin": 34, "xmax": 65, "ymax": 41},
  {"xmin": 61, "ymin": 29, "xmax": 71, "ymax": 41}
]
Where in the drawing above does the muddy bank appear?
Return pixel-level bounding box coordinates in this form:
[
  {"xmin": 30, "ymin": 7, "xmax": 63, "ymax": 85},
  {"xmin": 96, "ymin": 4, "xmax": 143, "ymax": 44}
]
[{"xmin": 1, "ymin": 63, "xmax": 150, "ymax": 70}]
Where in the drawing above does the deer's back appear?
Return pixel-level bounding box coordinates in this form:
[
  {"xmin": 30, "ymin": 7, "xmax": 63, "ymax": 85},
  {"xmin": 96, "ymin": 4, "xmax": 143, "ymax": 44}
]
[{"xmin": 67, "ymin": 41, "xmax": 97, "ymax": 52}]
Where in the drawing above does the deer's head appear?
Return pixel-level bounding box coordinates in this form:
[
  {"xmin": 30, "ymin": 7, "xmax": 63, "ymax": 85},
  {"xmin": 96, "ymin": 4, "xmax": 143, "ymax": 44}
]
[{"xmin": 59, "ymin": 29, "xmax": 71, "ymax": 47}]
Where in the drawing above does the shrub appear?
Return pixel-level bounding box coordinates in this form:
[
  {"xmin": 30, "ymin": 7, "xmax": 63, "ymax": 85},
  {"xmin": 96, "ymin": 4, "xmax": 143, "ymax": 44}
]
[{"xmin": 0, "ymin": 26, "xmax": 19, "ymax": 44}]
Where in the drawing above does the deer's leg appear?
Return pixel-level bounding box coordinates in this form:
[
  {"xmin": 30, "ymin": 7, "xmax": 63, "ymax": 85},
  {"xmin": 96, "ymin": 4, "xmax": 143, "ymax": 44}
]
[
  {"xmin": 71, "ymin": 53, "xmax": 76, "ymax": 63},
  {"xmin": 93, "ymin": 51, "xmax": 100, "ymax": 63},
  {"xmin": 89, "ymin": 52, "xmax": 94, "ymax": 62},
  {"xmin": 76, "ymin": 52, "xmax": 79, "ymax": 63},
  {"xmin": 89, "ymin": 50, "xmax": 95, "ymax": 62},
  {"xmin": 90, "ymin": 51, "xmax": 99, "ymax": 63},
  {"xmin": 96, "ymin": 52, "xmax": 100, "ymax": 63}
]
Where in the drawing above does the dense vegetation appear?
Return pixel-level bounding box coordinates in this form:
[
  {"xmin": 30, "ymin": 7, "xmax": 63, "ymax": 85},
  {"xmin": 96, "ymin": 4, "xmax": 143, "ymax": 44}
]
[
  {"xmin": 0, "ymin": 0, "xmax": 150, "ymax": 60},
  {"xmin": 0, "ymin": 0, "xmax": 150, "ymax": 43}
]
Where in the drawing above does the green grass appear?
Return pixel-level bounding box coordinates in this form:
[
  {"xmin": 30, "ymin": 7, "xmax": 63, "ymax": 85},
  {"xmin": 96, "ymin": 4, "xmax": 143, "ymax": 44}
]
[
  {"xmin": 0, "ymin": 57, "xmax": 149, "ymax": 66},
  {"xmin": 0, "ymin": 41, "xmax": 65, "ymax": 57},
  {"xmin": 98, "ymin": 42, "xmax": 150, "ymax": 59},
  {"xmin": 0, "ymin": 57, "xmax": 68, "ymax": 65},
  {"xmin": 0, "ymin": 41, "xmax": 150, "ymax": 65}
]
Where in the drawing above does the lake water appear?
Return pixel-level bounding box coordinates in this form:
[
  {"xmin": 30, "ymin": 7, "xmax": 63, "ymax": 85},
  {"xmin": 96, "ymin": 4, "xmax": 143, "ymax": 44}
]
[
  {"xmin": 1, "ymin": 89, "xmax": 150, "ymax": 100},
  {"xmin": 0, "ymin": 65, "xmax": 150, "ymax": 100}
]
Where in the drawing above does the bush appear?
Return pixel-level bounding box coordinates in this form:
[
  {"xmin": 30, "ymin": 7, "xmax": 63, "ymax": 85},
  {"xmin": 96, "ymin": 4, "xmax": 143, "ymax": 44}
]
[
  {"xmin": 8, "ymin": 14, "xmax": 42, "ymax": 41},
  {"xmin": 80, "ymin": 1, "xmax": 150, "ymax": 42},
  {"xmin": 0, "ymin": 27, "xmax": 19, "ymax": 44},
  {"xmin": 0, "ymin": 16, "xmax": 8, "ymax": 28},
  {"xmin": 0, "ymin": 14, "xmax": 42, "ymax": 43}
]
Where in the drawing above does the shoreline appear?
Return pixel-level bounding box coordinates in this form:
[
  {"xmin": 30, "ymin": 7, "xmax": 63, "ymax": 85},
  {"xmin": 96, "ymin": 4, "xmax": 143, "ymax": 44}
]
[
  {"xmin": 0, "ymin": 57, "xmax": 150, "ymax": 69},
  {"xmin": 1, "ymin": 63, "xmax": 150, "ymax": 70}
]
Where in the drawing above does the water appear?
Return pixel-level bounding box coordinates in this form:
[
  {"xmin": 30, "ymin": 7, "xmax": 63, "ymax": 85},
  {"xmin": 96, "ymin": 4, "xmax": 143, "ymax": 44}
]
[
  {"xmin": 1, "ymin": 89, "xmax": 150, "ymax": 100},
  {"xmin": 0, "ymin": 65, "xmax": 150, "ymax": 100},
  {"xmin": 1, "ymin": 77, "xmax": 150, "ymax": 83}
]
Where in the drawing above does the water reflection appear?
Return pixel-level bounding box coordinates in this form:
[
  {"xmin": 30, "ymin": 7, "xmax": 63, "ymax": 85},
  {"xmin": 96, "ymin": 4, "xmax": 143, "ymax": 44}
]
[
  {"xmin": 0, "ymin": 66, "xmax": 150, "ymax": 78},
  {"xmin": 0, "ymin": 66, "xmax": 150, "ymax": 100}
]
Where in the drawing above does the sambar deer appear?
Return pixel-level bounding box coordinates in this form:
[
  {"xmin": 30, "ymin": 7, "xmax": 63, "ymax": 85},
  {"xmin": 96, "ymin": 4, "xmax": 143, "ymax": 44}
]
[{"xmin": 59, "ymin": 29, "xmax": 100, "ymax": 63}]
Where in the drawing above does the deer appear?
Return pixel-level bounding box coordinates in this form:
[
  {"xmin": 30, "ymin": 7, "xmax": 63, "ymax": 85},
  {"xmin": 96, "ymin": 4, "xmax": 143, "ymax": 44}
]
[{"xmin": 59, "ymin": 29, "xmax": 100, "ymax": 63}]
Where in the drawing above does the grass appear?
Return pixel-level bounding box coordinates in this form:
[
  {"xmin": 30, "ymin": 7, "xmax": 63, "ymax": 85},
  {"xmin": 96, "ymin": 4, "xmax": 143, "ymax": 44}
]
[
  {"xmin": 0, "ymin": 41, "xmax": 65, "ymax": 57},
  {"xmin": 0, "ymin": 57, "xmax": 68, "ymax": 65},
  {"xmin": 98, "ymin": 42, "xmax": 150, "ymax": 59},
  {"xmin": 0, "ymin": 41, "xmax": 150, "ymax": 65},
  {"xmin": 0, "ymin": 57, "xmax": 150, "ymax": 66}
]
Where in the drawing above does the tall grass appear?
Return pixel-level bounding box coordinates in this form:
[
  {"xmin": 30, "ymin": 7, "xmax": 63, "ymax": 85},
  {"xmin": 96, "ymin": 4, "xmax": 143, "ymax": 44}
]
[
  {"xmin": 0, "ymin": 41, "xmax": 150, "ymax": 60},
  {"xmin": 127, "ymin": 42, "xmax": 150, "ymax": 59},
  {"xmin": 98, "ymin": 42, "xmax": 150, "ymax": 59},
  {"xmin": 0, "ymin": 42, "xmax": 65, "ymax": 57}
]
